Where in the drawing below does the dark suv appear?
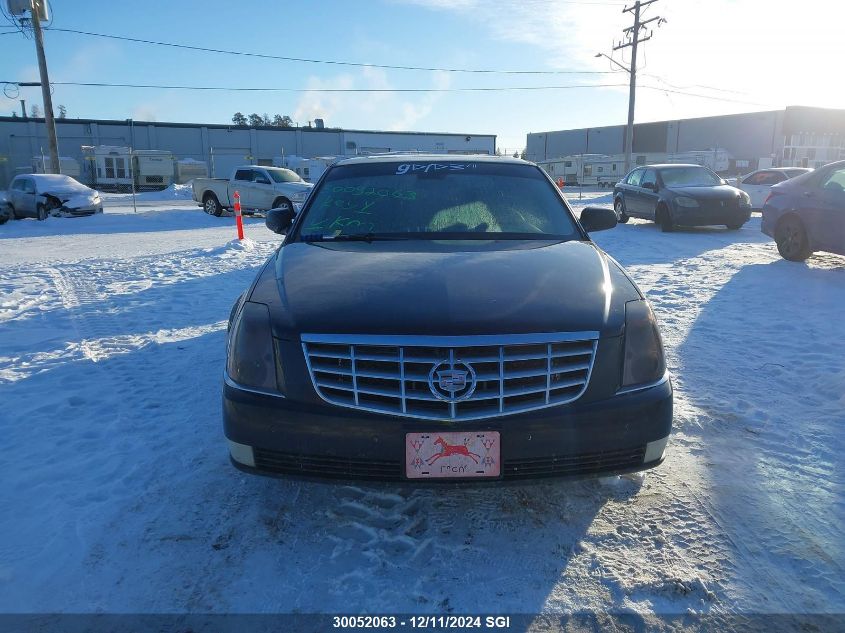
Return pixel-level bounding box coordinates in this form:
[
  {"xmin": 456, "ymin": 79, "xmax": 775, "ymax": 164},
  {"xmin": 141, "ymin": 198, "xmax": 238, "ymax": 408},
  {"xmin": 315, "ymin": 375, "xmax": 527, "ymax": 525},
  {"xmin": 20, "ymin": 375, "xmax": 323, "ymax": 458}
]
[
  {"xmin": 613, "ymin": 164, "xmax": 752, "ymax": 232},
  {"xmin": 224, "ymin": 155, "xmax": 672, "ymax": 482}
]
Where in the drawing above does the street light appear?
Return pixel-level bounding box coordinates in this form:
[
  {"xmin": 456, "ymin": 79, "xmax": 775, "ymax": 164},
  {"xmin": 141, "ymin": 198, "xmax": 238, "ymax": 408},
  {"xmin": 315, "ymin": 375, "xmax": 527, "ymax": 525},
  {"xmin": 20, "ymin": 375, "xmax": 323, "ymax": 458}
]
[{"xmin": 594, "ymin": 52, "xmax": 630, "ymax": 74}]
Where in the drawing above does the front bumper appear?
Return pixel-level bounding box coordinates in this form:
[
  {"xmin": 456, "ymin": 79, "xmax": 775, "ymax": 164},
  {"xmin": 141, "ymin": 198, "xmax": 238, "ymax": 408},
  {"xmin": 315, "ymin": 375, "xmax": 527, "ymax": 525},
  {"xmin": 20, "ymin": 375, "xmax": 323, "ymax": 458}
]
[
  {"xmin": 55, "ymin": 204, "xmax": 102, "ymax": 217},
  {"xmin": 673, "ymin": 203, "xmax": 751, "ymax": 227},
  {"xmin": 223, "ymin": 374, "xmax": 673, "ymax": 483}
]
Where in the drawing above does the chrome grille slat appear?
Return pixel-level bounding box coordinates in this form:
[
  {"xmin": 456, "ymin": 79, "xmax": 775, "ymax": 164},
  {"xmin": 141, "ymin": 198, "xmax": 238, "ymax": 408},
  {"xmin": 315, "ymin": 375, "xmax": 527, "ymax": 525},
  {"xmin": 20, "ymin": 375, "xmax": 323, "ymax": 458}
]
[{"xmin": 302, "ymin": 332, "xmax": 598, "ymax": 421}]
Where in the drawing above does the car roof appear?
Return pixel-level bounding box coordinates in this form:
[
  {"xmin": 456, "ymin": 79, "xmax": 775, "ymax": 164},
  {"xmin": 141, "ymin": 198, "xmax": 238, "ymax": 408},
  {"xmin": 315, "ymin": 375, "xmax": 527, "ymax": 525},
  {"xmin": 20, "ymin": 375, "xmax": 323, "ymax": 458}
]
[
  {"xmin": 14, "ymin": 174, "xmax": 85, "ymax": 186},
  {"xmin": 334, "ymin": 153, "xmax": 526, "ymax": 166}
]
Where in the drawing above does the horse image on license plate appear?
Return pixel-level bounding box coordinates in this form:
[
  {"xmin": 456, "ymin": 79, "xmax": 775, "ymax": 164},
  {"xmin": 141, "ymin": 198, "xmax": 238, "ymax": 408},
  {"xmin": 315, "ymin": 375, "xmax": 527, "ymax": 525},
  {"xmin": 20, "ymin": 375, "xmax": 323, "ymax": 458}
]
[{"xmin": 405, "ymin": 431, "xmax": 500, "ymax": 479}]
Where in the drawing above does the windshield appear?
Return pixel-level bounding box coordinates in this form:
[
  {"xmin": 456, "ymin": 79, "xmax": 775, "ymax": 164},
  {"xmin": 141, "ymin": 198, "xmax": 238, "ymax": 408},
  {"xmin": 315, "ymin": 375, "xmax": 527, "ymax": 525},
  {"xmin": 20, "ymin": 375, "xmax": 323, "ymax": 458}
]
[
  {"xmin": 786, "ymin": 169, "xmax": 810, "ymax": 178},
  {"xmin": 294, "ymin": 161, "xmax": 579, "ymax": 241},
  {"xmin": 659, "ymin": 166, "xmax": 722, "ymax": 187},
  {"xmin": 266, "ymin": 168, "xmax": 302, "ymax": 183}
]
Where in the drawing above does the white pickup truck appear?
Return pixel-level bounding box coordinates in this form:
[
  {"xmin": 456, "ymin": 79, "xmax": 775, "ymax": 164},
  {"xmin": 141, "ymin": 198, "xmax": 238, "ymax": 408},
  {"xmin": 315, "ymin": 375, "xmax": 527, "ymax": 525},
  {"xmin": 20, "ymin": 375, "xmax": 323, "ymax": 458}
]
[{"xmin": 192, "ymin": 166, "xmax": 313, "ymax": 216}]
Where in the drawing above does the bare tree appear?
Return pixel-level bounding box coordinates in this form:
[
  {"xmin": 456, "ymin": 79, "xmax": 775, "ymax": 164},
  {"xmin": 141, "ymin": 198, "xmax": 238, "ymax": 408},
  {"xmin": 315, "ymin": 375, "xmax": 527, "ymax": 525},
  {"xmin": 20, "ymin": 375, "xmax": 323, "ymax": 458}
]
[
  {"xmin": 232, "ymin": 112, "xmax": 247, "ymax": 126},
  {"xmin": 30, "ymin": 104, "xmax": 41, "ymax": 118},
  {"xmin": 58, "ymin": 104, "xmax": 67, "ymax": 119}
]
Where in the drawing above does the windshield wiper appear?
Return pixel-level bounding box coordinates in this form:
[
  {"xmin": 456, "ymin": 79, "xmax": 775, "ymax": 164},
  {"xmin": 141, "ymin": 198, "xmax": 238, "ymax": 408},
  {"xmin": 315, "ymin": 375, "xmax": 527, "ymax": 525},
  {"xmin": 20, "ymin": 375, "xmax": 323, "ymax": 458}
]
[{"xmin": 301, "ymin": 232, "xmax": 412, "ymax": 243}]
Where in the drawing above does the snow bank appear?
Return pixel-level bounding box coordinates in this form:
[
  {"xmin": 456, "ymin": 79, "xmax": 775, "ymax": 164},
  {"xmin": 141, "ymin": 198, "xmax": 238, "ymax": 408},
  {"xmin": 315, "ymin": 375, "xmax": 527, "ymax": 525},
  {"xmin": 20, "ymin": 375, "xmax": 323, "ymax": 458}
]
[{"xmin": 100, "ymin": 183, "xmax": 193, "ymax": 202}]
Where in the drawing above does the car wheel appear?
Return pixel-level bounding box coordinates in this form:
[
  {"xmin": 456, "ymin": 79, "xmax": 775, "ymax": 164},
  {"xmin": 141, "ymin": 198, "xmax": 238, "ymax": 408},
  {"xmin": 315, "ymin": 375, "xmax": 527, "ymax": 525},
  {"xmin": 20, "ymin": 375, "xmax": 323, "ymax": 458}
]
[
  {"xmin": 273, "ymin": 197, "xmax": 292, "ymax": 213},
  {"xmin": 614, "ymin": 198, "xmax": 629, "ymax": 223},
  {"xmin": 725, "ymin": 221, "xmax": 743, "ymax": 230},
  {"xmin": 657, "ymin": 206, "xmax": 674, "ymax": 232},
  {"xmin": 9, "ymin": 205, "xmax": 21, "ymax": 220},
  {"xmin": 203, "ymin": 193, "xmax": 223, "ymax": 217},
  {"xmin": 775, "ymin": 216, "xmax": 811, "ymax": 261},
  {"xmin": 36, "ymin": 204, "xmax": 48, "ymax": 221},
  {"xmin": 0, "ymin": 213, "xmax": 7, "ymax": 225}
]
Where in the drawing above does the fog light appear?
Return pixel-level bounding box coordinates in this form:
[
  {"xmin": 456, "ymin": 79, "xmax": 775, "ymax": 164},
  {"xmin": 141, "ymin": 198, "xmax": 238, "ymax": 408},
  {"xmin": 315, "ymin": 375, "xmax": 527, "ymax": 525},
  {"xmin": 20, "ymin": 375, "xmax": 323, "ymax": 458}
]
[
  {"xmin": 644, "ymin": 436, "xmax": 669, "ymax": 463},
  {"xmin": 228, "ymin": 440, "xmax": 255, "ymax": 467}
]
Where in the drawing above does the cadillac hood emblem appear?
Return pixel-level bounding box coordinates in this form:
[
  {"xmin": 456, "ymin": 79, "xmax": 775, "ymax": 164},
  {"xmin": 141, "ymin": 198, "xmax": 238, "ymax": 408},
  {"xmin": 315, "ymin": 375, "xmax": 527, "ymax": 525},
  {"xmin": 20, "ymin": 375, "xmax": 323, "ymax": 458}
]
[{"xmin": 429, "ymin": 360, "xmax": 477, "ymax": 402}]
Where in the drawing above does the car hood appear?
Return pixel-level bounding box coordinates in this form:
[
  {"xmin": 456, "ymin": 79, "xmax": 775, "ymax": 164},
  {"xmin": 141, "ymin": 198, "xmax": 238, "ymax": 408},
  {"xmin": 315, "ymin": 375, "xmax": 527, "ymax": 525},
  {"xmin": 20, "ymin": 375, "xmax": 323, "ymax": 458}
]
[
  {"xmin": 257, "ymin": 240, "xmax": 640, "ymax": 338},
  {"xmin": 275, "ymin": 181, "xmax": 313, "ymax": 191},
  {"xmin": 665, "ymin": 184, "xmax": 743, "ymax": 199},
  {"xmin": 61, "ymin": 193, "xmax": 99, "ymax": 209}
]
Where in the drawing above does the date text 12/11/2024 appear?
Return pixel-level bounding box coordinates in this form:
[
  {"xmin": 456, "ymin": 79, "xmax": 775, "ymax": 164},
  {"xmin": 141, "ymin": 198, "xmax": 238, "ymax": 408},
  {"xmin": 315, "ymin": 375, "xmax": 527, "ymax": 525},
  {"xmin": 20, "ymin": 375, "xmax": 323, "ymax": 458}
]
[{"xmin": 332, "ymin": 615, "xmax": 513, "ymax": 629}]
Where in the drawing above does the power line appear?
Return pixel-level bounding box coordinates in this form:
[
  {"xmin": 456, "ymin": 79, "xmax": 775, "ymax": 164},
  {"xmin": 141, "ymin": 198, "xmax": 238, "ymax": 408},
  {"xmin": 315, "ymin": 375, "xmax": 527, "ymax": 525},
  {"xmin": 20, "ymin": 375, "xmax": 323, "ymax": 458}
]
[
  {"xmin": 42, "ymin": 27, "xmax": 620, "ymax": 76},
  {"xmin": 20, "ymin": 80, "xmax": 632, "ymax": 93},
  {"xmin": 0, "ymin": 78, "xmax": 782, "ymax": 106},
  {"xmin": 639, "ymin": 85, "xmax": 778, "ymax": 108}
]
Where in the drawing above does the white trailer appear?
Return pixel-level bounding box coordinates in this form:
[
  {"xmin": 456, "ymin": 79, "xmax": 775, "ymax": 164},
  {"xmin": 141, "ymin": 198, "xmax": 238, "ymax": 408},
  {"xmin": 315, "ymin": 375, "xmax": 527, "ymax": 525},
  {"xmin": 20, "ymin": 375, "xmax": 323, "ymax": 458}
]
[
  {"xmin": 174, "ymin": 159, "xmax": 209, "ymax": 184},
  {"xmin": 133, "ymin": 149, "xmax": 175, "ymax": 190},
  {"xmin": 82, "ymin": 146, "xmax": 174, "ymax": 191},
  {"xmin": 31, "ymin": 156, "xmax": 82, "ymax": 179},
  {"xmin": 540, "ymin": 148, "xmax": 733, "ymax": 187},
  {"xmin": 273, "ymin": 155, "xmax": 338, "ymax": 183}
]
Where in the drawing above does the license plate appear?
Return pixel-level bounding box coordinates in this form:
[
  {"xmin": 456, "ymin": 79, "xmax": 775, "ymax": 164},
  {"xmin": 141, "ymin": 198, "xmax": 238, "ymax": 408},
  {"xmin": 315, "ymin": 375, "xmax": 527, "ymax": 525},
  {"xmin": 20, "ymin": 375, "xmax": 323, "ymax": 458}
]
[{"xmin": 405, "ymin": 431, "xmax": 500, "ymax": 479}]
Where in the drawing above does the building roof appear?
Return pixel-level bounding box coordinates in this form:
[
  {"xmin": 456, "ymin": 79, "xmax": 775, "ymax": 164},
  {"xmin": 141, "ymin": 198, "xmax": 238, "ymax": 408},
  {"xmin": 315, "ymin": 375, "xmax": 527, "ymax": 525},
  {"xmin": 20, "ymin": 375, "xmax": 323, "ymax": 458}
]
[{"xmin": 0, "ymin": 116, "xmax": 495, "ymax": 139}]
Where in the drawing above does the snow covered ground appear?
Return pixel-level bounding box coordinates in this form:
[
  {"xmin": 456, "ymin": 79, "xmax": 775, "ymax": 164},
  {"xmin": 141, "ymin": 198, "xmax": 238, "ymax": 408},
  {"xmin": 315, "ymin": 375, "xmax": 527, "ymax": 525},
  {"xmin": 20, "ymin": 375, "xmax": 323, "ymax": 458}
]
[{"xmin": 0, "ymin": 192, "xmax": 842, "ymax": 627}]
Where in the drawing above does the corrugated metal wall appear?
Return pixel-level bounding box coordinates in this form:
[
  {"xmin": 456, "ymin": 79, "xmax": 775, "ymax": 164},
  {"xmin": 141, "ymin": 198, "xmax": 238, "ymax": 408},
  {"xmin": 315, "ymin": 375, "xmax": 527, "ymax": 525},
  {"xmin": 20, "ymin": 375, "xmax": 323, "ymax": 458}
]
[{"xmin": 0, "ymin": 117, "xmax": 496, "ymax": 188}]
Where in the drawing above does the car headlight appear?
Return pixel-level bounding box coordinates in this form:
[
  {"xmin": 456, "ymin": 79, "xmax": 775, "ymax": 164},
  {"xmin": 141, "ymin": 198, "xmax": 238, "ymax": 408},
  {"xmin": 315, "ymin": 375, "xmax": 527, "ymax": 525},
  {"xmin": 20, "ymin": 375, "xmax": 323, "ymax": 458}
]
[
  {"xmin": 621, "ymin": 299, "xmax": 666, "ymax": 388},
  {"xmin": 738, "ymin": 192, "xmax": 751, "ymax": 207},
  {"xmin": 227, "ymin": 301, "xmax": 279, "ymax": 392},
  {"xmin": 675, "ymin": 196, "xmax": 699, "ymax": 208}
]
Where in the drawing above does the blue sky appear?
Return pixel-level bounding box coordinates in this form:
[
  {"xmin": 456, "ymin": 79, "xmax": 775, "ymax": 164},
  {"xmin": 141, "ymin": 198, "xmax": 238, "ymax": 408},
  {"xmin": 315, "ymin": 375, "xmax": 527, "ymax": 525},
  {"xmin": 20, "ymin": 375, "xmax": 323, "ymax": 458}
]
[{"xmin": 1, "ymin": 0, "xmax": 842, "ymax": 151}]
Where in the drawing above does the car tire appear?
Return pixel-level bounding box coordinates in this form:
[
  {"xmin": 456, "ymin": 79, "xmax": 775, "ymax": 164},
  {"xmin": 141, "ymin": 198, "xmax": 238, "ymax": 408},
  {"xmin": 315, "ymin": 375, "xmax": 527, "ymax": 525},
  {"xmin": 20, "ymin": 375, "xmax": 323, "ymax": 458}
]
[
  {"xmin": 725, "ymin": 221, "xmax": 743, "ymax": 230},
  {"xmin": 203, "ymin": 193, "xmax": 223, "ymax": 217},
  {"xmin": 9, "ymin": 205, "xmax": 21, "ymax": 220},
  {"xmin": 614, "ymin": 198, "xmax": 629, "ymax": 223},
  {"xmin": 775, "ymin": 216, "xmax": 811, "ymax": 261},
  {"xmin": 0, "ymin": 213, "xmax": 7, "ymax": 225},
  {"xmin": 657, "ymin": 205, "xmax": 674, "ymax": 232},
  {"xmin": 272, "ymin": 197, "xmax": 292, "ymax": 213},
  {"xmin": 36, "ymin": 204, "xmax": 48, "ymax": 221}
]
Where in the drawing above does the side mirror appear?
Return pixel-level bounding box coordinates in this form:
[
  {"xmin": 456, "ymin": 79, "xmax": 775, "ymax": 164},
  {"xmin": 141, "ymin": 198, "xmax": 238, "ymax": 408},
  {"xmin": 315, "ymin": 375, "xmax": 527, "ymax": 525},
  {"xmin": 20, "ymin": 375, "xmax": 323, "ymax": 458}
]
[
  {"xmin": 266, "ymin": 207, "xmax": 295, "ymax": 234},
  {"xmin": 580, "ymin": 206, "xmax": 617, "ymax": 233}
]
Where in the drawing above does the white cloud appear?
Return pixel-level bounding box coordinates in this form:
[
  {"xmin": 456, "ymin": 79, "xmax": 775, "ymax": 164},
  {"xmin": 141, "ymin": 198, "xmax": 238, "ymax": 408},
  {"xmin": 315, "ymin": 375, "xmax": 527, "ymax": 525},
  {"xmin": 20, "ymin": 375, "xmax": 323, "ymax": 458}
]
[
  {"xmin": 293, "ymin": 67, "xmax": 452, "ymax": 131},
  {"xmin": 398, "ymin": 0, "xmax": 845, "ymax": 128}
]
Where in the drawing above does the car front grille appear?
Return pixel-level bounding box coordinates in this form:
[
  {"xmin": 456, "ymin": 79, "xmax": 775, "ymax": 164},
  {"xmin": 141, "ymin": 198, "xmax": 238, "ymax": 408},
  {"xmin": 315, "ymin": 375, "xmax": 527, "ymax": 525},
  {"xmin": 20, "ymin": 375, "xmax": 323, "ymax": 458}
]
[
  {"xmin": 252, "ymin": 445, "xmax": 646, "ymax": 481},
  {"xmin": 254, "ymin": 449, "xmax": 400, "ymax": 480},
  {"xmin": 301, "ymin": 332, "xmax": 599, "ymax": 421},
  {"xmin": 504, "ymin": 446, "xmax": 646, "ymax": 479},
  {"xmin": 699, "ymin": 198, "xmax": 740, "ymax": 213}
]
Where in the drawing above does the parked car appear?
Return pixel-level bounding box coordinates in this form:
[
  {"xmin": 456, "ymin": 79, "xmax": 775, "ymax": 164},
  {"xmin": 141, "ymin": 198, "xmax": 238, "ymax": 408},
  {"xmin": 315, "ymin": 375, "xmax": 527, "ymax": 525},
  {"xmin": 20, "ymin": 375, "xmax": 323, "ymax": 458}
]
[
  {"xmin": 192, "ymin": 166, "xmax": 313, "ymax": 216},
  {"xmin": 223, "ymin": 155, "xmax": 672, "ymax": 483},
  {"xmin": 735, "ymin": 167, "xmax": 813, "ymax": 208},
  {"xmin": 761, "ymin": 160, "xmax": 845, "ymax": 261},
  {"xmin": 6, "ymin": 174, "xmax": 103, "ymax": 220},
  {"xmin": 613, "ymin": 164, "xmax": 752, "ymax": 232}
]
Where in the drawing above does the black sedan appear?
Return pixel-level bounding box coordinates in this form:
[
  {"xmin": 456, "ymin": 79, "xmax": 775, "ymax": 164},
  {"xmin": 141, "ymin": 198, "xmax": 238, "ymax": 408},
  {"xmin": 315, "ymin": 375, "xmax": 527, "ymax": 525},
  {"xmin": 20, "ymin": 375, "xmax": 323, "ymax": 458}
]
[
  {"xmin": 613, "ymin": 164, "xmax": 752, "ymax": 232},
  {"xmin": 224, "ymin": 155, "xmax": 672, "ymax": 483}
]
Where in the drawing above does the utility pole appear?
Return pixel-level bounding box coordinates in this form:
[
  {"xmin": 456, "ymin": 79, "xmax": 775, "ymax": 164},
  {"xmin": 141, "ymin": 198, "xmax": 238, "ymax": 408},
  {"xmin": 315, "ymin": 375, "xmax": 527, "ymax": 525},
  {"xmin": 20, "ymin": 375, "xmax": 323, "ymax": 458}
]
[
  {"xmin": 29, "ymin": 0, "xmax": 60, "ymax": 174},
  {"xmin": 613, "ymin": 0, "xmax": 663, "ymax": 174}
]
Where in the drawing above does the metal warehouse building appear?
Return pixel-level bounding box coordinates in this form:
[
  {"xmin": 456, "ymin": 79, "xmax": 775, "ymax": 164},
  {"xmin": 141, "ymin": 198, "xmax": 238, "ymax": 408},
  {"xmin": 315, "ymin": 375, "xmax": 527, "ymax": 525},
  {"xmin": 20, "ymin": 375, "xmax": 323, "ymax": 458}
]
[
  {"xmin": 526, "ymin": 105, "xmax": 845, "ymax": 174},
  {"xmin": 0, "ymin": 116, "xmax": 496, "ymax": 188}
]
